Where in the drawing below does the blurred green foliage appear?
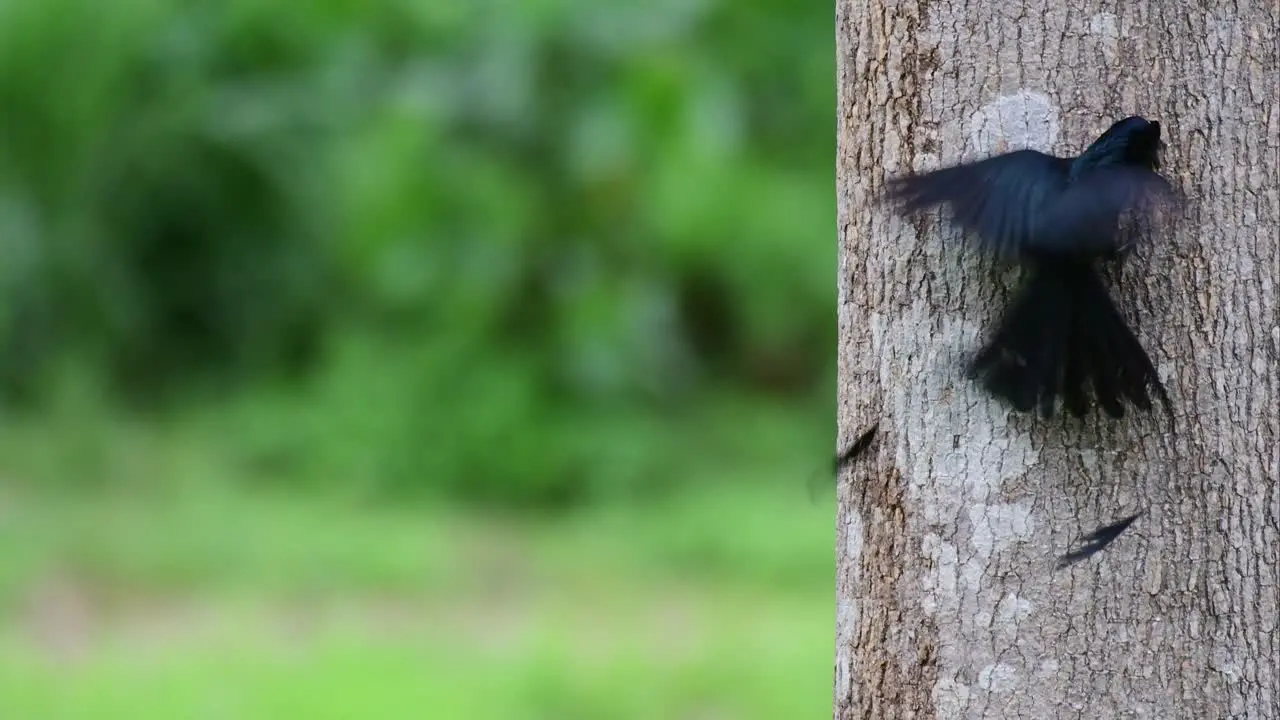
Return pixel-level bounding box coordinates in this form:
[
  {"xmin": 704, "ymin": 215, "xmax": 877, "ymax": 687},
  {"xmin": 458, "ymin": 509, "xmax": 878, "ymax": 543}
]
[{"xmin": 0, "ymin": 0, "xmax": 834, "ymax": 507}]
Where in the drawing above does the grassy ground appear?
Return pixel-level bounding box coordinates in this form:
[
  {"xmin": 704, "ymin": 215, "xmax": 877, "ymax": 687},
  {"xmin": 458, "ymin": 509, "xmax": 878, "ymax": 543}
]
[{"xmin": 0, "ymin": 420, "xmax": 837, "ymax": 719}]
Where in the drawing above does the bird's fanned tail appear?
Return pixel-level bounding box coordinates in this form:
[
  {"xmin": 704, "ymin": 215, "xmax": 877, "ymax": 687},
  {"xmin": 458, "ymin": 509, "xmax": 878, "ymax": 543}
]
[{"xmin": 967, "ymin": 262, "xmax": 1172, "ymax": 420}]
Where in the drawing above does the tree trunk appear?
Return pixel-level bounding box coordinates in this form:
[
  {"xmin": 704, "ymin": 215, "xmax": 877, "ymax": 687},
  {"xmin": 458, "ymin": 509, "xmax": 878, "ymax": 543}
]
[{"xmin": 834, "ymin": 2, "xmax": 1279, "ymax": 718}]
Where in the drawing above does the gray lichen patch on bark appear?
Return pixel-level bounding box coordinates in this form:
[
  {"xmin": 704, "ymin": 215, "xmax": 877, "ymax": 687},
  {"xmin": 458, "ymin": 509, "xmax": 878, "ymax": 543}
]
[{"xmin": 835, "ymin": 0, "xmax": 1280, "ymax": 718}]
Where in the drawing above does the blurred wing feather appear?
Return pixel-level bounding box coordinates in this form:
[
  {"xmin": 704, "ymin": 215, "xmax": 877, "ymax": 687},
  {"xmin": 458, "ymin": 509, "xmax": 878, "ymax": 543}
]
[
  {"xmin": 884, "ymin": 149, "xmax": 1069, "ymax": 258},
  {"xmin": 885, "ymin": 150, "xmax": 1179, "ymax": 257}
]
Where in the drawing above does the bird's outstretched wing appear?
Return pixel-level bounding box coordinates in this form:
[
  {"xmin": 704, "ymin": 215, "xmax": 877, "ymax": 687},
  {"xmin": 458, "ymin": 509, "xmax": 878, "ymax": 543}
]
[
  {"xmin": 884, "ymin": 150, "xmax": 1177, "ymax": 259},
  {"xmin": 884, "ymin": 150, "xmax": 1070, "ymax": 259}
]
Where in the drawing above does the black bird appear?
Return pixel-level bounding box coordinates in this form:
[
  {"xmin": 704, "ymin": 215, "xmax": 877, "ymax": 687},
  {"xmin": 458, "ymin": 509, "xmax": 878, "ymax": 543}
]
[
  {"xmin": 833, "ymin": 423, "xmax": 879, "ymax": 475},
  {"xmin": 809, "ymin": 423, "xmax": 879, "ymax": 502},
  {"xmin": 1057, "ymin": 511, "xmax": 1144, "ymax": 568},
  {"xmin": 884, "ymin": 116, "xmax": 1181, "ymax": 420}
]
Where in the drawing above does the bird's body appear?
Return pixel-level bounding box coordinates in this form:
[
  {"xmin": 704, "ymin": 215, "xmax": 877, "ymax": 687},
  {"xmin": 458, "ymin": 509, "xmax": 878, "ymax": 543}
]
[{"xmin": 885, "ymin": 116, "xmax": 1179, "ymax": 420}]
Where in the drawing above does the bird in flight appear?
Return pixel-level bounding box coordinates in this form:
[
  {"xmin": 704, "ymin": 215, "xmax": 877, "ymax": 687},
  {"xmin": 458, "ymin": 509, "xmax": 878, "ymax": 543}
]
[{"xmin": 884, "ymin": 116, "xmax": 1182, "ymax": 421}]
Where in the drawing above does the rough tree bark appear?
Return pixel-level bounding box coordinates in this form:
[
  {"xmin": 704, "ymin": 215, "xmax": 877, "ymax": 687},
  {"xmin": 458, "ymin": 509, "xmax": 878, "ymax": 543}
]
[{"xmin": 834, "ymin": 2, "xmax": 1278, "ymax": 718}]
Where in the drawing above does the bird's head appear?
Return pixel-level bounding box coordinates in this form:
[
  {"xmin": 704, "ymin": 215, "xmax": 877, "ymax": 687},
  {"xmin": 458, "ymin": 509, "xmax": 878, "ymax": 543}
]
[{"xmin": 1077, "ymin": 115, "xmax": 1165, "ymax": 172}]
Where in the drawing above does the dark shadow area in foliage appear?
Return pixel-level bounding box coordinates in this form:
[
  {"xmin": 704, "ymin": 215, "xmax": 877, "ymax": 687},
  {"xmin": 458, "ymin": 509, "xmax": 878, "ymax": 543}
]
[{"xmin": 94, "ymin": 130, "xmax": 328, "ymax": 404}]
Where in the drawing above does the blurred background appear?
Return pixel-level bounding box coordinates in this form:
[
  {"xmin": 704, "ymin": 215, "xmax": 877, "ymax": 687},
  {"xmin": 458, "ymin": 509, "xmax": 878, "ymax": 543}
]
[{"xmin": 0, "ymin": 0, "xmax": 836, "ymax": 717}]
